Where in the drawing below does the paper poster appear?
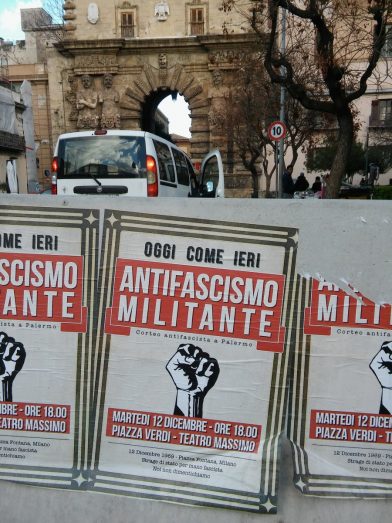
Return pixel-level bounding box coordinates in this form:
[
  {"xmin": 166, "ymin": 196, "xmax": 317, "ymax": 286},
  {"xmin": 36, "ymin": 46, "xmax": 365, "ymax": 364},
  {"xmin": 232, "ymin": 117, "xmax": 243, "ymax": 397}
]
[
  {"xmin": 0, "ymin": 205, "xmax": 99, "ymax": 488},
  {"xmin": 91, "ymin": 210, "xmax": 298, "ymax": 513},
  {"xmin": 289, "ymin": 276, "xmax": 392, "ymax": 497}
]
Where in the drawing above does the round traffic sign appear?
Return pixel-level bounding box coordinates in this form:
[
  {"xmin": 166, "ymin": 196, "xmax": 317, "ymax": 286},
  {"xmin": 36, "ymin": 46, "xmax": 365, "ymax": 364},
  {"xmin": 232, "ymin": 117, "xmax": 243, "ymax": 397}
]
[{"xmin": 268, "ymin": 121, "xmax": 287, "ymax": 141}]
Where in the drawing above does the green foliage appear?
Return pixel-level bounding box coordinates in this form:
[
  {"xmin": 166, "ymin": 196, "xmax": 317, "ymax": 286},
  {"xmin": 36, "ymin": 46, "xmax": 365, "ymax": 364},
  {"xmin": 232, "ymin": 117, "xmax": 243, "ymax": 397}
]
[
  {"xmin": 306, "ymin": 140, "xmax": 392, "ymax": 177},
  {"xmin": 306, "ymin": 141, "xmax": 366, "ymax": 176},
  {"xmin": 367, "ymin": 145, "xmax": 392, "ymax": 173},
  {"xmin": 373, "ymin": 185, "xmax": 392, "ymax": 200}
]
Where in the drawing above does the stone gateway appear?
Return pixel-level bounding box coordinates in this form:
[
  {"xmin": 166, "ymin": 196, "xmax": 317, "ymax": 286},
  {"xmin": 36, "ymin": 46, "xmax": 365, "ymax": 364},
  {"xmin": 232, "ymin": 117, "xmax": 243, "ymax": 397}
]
[{"xmin": 8, "ymin": 2, "xmax": 261, "ymax": 196}]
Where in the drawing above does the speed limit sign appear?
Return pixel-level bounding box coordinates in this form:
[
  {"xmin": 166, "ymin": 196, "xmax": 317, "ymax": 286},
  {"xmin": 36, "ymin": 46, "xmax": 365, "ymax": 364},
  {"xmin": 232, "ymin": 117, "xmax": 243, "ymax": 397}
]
[{"xmin": 268, "ymin": 121, "xmax": 287, "ymax": 141}]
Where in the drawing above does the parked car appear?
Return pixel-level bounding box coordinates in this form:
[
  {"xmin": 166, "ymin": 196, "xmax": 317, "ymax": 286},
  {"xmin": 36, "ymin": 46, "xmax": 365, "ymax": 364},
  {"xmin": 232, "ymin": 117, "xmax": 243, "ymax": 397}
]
[{"xmin": 50, "ymin": 130, "xmax": 224, "ymax": 198}]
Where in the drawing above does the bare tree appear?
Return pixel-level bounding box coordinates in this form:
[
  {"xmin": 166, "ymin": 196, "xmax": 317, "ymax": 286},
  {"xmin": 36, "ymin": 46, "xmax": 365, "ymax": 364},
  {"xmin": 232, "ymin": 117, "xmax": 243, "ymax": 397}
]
[
  {"xmin": 211, "ymin": 52, "xmax": 323, "ymax": 197},
  {"xmin": 222, "ymin": 1, "xmax": 392, "ymax": 197},
  {"xmin": 24, "ymin": 1, "xmax": 64, "ymax": 42},
  {"xmin": 43, "ymin": 0, "xmax": 64, "ymax": 25},
  {"xmin": 0, "ymin": 40, "xmax": 24, "ymax": 69}
]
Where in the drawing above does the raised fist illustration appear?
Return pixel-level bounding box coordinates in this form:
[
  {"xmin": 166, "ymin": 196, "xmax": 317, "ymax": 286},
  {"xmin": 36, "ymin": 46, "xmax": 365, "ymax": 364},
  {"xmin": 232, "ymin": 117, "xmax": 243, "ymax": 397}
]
[
  {"xmin": 0, "ymin": 332, "xmax": 26, "ymax": 402},
  {"xmin": 166, "ymin": 344, "xmax": 220, "ymax": 418},
  {"xmin": 370, "ymin": 341, "xmax": 392, "ymax": 414}
]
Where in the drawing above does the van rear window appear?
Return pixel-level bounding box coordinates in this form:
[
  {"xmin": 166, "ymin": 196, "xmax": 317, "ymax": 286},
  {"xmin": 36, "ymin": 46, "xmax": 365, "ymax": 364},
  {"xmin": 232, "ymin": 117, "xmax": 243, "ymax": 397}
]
[{"xmin": 57, "ymin": 136, "xmax": 146, "ymax": 178}]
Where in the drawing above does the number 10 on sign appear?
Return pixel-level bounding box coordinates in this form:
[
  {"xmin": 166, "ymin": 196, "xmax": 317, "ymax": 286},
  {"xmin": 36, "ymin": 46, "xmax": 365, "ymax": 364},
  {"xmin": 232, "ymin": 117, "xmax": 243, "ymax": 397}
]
[{"xmin": 268, "ymin": 121, "xmax": 287, "ymax": 141}]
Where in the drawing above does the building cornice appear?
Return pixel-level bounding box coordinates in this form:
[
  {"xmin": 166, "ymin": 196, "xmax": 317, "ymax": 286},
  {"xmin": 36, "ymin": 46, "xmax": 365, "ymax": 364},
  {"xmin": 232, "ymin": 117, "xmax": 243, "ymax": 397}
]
[{"xmin": 55, "ymin": 33, "xmax": 262, "ymax": 57}]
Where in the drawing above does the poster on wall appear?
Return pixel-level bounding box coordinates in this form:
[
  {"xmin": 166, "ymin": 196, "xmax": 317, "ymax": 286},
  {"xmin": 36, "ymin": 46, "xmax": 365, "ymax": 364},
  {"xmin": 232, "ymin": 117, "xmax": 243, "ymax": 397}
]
[
  {"xmin": 90, "ymin": 210, "xmax": 298, "ymax": 513},
  {"xmin": 0, "ymin": 205, "xmax": 99, "ymax": 488},
  {"xmin": 289, "ymin": 276, "xmax": 392, "ymax": 497}
]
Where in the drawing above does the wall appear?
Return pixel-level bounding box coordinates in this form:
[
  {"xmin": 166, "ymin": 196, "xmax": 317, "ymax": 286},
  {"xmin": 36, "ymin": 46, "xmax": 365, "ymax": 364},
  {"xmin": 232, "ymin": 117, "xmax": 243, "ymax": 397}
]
[
  {"xmin": 0, "ymin": 439, "xmax": 390, "ymax": 523},
  {"xmin": 0, "ymin": 195, "xmax": 390, "ymax": 522}
]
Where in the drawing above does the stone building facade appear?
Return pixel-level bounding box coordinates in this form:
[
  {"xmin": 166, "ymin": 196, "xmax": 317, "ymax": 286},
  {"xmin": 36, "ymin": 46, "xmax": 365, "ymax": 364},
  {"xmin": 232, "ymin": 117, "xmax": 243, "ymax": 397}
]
[
  {"xmin": 4, "ymin": 14, "xmax": 58, "ymax": 189},
  {"xmin": 0, "ymin": 64, "xmax": 37, "ymax": 194},
  {"xmin": 6, "ymin": 2, "xmax": 260, "ymax": 195},
  {"xmin": 0, "ymin": 80, "xmax": 27, "ymax": 193}
]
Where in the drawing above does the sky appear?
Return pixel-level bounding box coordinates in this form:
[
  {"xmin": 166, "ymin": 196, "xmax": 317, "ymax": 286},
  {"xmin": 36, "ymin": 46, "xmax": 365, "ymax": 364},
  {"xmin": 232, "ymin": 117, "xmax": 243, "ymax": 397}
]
[
  {"xmin": 0, "ymin": 0, "xmax": 191, "ymax": 137},
  {"xmin": 158, "ymin": 95, "xmax": 191, "ymax": 138},
  {"xmin": 0, "ymin": 0, "xmax": 43, "ymax": 42}
]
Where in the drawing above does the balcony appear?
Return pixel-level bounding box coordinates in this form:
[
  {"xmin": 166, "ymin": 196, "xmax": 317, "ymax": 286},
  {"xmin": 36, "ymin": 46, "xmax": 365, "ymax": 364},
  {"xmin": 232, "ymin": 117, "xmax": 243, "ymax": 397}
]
[{"xmin": 0, "ymin": 131, "xmax": 25, "ymax": 152}]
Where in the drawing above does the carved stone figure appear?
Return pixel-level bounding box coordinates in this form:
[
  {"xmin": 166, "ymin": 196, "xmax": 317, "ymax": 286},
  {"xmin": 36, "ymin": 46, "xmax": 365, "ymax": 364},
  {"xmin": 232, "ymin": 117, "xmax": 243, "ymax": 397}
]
[
  {"xmin": 212, "ymin": 69, "xmax": 222, "ymax": 87},
  {"xmin": 76, "ymin": 74, "xmax": 99, "ymax": 129},
  {"xmin": 64, "ymin": 75, "xmax": 78, "ymax": 122},
  {"xmin": 99, "ymin": 73, "xmax": 120, "ymax": 129},
  {"xmin": 159, "ymin": 53, "xmax": 167, "ymax": 69}
]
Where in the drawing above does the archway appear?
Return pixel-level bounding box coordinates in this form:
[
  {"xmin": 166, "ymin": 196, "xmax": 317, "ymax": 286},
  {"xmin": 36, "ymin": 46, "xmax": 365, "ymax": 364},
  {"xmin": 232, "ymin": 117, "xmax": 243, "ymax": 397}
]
[
  {"xmin": 158, "ymin": 94, "xmax": 191, "ymax": 138},
  {"xmin": 116, "ymin": 63, "xmax": 207, "ymax": 156},
  {"xmin": 141, "ymin": 89, "xmax": 191, "ymax": 143},
  {"xmin": 141, "ymin": 88, "xmax": 175, "ymax": 138}
]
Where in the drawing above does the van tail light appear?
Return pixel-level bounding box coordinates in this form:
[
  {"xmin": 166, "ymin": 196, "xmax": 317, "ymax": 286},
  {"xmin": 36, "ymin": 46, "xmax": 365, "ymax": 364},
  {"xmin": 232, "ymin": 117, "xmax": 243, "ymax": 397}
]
[
  {"xmin": 51, "ymin": 173, "xmax": 57, "ymax": 195},
  {"xmin": 146, "ymin": 155, "xmax": 158, "ymax": 197},
  {"xmin": 51, "ymin": 157, "xmax": 58, "ymax": 195},
  {"xmin": 51, "ymin": 156, "xmax": 58, "ymax": 173}
]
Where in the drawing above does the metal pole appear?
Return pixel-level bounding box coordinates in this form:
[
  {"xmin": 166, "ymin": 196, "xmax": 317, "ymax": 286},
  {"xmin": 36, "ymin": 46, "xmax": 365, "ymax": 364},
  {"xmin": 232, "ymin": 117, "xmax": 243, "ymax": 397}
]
[
  {"xmin": 275, "ymin": 143, "xmax": 279, "ymax": 196},
  {"xmin": 278, "ymin": 7, "xmax": 286, "ymax": 198},
  {"xmin": 364, "ymin": 116, "xmax": 370, "ymax": 182}
]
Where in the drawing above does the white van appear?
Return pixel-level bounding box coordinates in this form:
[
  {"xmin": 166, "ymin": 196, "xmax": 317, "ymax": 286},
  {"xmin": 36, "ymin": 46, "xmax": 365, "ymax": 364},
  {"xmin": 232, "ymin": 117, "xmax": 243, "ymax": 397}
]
[{"xmin": 50, "ymin": 130, "xmax": 224, "ymax": 198}]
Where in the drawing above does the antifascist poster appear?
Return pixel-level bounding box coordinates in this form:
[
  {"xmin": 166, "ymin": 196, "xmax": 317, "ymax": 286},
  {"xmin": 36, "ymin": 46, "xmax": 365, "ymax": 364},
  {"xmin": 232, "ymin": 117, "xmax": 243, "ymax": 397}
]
[
  {"xmin": 91, "ymin": 210, "xmax": 298, "ymax": 513},
  {"xmin": 0, "ymin": 205, "xmax": 99, "ymax": 488},
  {"xmin": 289, "ymin": 276, "xmax": 392, "ymax": 497}
]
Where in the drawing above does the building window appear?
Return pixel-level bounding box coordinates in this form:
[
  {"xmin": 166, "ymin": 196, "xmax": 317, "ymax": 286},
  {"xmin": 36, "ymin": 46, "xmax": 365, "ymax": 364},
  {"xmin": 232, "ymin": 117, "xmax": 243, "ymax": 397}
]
[
  {"xmin": 121, "ymin": 12, "xmax": 135, "ymax": 38},
  {"xmin": 370, "ymin": 99, "xmax": 392, "ymax": 127},
  {"xmin": 379, "ymin": 99, "xmax": 392, "ymax": 124},
  {"xmin": 186, "ymin": 3, "xmax": 207, "ymax": 36},
  {"xmin": 382, "ymin": 25, "xmax": 392, "ymax": 57},
  {"xmin": 190, "ymin": 8, "xmax": 204, "ymax": 35}
]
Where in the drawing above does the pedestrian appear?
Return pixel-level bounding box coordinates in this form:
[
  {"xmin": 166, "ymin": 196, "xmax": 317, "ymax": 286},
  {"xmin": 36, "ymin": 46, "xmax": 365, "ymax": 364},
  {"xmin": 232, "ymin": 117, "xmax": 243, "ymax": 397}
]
[
  {"xmin": 282, "ymin": 164, "xmax": 295, "ymax": 198},
  {"xmin": 320, "ymin": 174, "xmax": 329, "ymax": 199},
  {"xmin": 294, "ymin": 172, "xmax": 309, "ymax": 192},
  {"xmin": 311, "ymin": 176, "xmax": 322, "ymax": 192}
]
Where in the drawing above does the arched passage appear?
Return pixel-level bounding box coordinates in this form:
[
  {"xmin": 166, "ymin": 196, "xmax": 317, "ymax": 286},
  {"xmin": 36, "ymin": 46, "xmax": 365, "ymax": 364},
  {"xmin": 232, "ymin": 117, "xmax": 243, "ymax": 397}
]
[
  {"xmin": 158, "ymin": 94, "xmax": 191, "ymax": 137},
  {"xmin": 113, "ymin": 64, "xmax": 209, "ymax": 159},
  {"xmin": 141, "ymin": 88, "xmax": 174, "ymax": 137}
]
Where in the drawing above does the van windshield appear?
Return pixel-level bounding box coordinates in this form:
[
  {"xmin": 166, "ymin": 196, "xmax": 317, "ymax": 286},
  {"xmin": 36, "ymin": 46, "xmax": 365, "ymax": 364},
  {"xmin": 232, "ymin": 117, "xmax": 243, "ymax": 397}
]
[{"xmin": 57, "ymin": 136, "xmax": 146, "ymax": 178}]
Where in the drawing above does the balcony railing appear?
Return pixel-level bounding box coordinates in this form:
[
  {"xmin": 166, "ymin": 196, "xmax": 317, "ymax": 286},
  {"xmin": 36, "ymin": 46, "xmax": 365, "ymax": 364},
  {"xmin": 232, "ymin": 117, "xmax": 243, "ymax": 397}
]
[{"xmin": 0, "ymin": 131, "xmax": 25, "ymax": 152}]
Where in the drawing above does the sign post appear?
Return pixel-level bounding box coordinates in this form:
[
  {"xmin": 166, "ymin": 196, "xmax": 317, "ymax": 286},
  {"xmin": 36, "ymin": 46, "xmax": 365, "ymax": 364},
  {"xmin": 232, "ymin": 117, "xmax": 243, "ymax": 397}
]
[
  {"xmin": 268, "ymin": 121, "xmax": 287, "ymax": 142},
  {"xmin": 268, "ymin": 121, "xmax": 287, "ymax": 198}
]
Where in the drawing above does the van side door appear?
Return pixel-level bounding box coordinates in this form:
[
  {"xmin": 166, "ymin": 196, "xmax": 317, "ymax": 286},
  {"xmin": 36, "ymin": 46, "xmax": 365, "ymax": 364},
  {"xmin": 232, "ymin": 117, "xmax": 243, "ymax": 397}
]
[
  {"xmin": 199, "ymin": 149, "xmax": 225, "ymax": 198},
  {"xmin": 152, "ymin": 138, "xmax": 177, "ymax": 196},
  {"xmin": 171, "ymin": 147, "xmax": 191, "ymax": 197}
]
